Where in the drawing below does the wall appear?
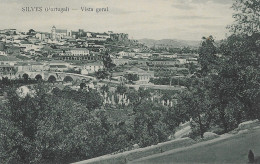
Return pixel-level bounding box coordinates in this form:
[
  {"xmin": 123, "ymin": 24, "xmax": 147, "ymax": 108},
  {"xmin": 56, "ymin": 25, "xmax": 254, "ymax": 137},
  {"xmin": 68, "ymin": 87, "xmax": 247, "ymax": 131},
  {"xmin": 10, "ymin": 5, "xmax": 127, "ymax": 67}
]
[{"xmin": 72, "ymin": 137, "xmax": 195, "ymax": 164}]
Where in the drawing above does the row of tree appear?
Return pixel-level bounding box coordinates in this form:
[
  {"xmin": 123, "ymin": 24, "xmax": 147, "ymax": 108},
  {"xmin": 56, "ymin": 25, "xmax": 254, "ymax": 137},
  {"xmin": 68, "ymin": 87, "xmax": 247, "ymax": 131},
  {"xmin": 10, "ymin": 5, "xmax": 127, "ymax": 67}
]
[
  {"xmin": 0, "ymin": 0, "xmax": 259, "ymax": 163},
  {"xmin": 0, "ymin": 83, "xmax": 181, "ymax": 163},
  {"xmin": 175, "ymin": 0, "xmax": 260, "ymax": 138}
]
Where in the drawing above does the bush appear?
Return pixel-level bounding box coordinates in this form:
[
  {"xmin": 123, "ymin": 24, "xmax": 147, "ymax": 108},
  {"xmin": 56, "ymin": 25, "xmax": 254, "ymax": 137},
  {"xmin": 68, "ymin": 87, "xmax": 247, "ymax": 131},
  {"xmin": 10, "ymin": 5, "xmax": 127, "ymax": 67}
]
[{"xmin": 0, "ymin": 85, "xmax": 127, "ymax": 163}]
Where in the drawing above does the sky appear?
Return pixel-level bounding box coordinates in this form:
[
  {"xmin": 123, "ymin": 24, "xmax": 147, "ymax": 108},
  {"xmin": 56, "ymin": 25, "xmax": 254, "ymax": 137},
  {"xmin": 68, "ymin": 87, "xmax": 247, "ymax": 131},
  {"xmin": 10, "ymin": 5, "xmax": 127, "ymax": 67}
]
[{"xmin": 0, "ymin": 0, "xmax": 234, "ymax": 40}]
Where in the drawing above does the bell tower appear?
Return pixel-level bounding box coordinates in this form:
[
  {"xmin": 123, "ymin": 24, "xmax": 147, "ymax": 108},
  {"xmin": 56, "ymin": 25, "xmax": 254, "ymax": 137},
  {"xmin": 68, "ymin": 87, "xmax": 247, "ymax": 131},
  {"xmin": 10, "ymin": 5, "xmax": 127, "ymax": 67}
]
[{"xmin": 51, "ymin": 26, "xmax": 56, "ymax": 40}]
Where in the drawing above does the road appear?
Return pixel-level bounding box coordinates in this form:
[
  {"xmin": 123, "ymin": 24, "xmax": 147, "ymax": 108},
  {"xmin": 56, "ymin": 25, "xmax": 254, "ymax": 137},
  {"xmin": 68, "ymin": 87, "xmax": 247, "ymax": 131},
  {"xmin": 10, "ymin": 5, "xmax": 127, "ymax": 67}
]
[{"xmin": 130, "ymin": 128, "xmax": 260, "ymax": 164}]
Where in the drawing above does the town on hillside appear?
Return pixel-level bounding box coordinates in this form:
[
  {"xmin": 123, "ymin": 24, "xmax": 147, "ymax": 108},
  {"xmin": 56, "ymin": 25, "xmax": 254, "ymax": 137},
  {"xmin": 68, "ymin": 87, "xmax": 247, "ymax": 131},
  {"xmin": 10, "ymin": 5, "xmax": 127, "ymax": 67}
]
[
  {"xmin": 1, "ymin": 0, "xmax": 260, "ymax": 163},
  {"xmin": 0, "ymin": 26, "xmax": 199, "ymax": 106}
]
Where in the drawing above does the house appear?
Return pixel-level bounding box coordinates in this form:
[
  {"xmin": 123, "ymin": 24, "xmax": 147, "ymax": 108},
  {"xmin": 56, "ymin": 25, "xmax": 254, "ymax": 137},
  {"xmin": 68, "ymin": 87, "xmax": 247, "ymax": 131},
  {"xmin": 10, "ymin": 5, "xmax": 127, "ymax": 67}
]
[
  {"xmin": 159, "ymin": 53, "xmax": 177, "ymax": 58},
  {"xmin": 86, "ymin": 32, "xmax": 92, "ymax": 37},
  {"xmin": 137, "ymin": 59, "xmax": 148, "ymax": 66},
  {"xmin": 15, "ymin": 63, "xmax": 33, "ymax": 72},
  {"xmin": 0, "ymin": 29, "xmax": 17, "ymax": 35},
  {"xmin": 19, "ymin": 41, "xmax": 34, "ymax": 52},
  {"xmin": 36, "ymin": 32, "xmax": 50, "ymax": 41},
  {"xmin": 177, "ymin": 59, "xmax": 187, "ymax": 64},
  {"xmin": 58, "ymin": 48, "xmax": 102, "ymax": 61},
  {"xmin": 0, "ymin": 64, "xmax": 16, "ymax": 77},
  {"xmin": 15, "ymin": 62, "xmax": 49, "ymax": 72},
  {"xmin": 27, "ymin": 36, "xmax": 39, "ymax": 44},
  {"xmin": 147, "ymin": 60, "xmax": 179, "ymax": 66},
  {"xmin": 6, "ymin": 46, "xmax": 21, "ymax": 54},
  {"xmin": 0, "ymin": 55, "xmax": 20, "ymax": 77},
  {"xmin": 0, "ymin": 42, "xmax": 5, "ymax": 51},
  {"xmin": 187, "ymin": 57, "xmax": 198, "ymax": 64},
  {"xmin": 48, "ymin": 60, "xmax": 70, "ymax": 71},
  {"xmin": 67, "ymin": 48, "xmax": 90, "ymax": 56},
  {"xmin": 112, "ymin": 58, "xmax": 129, "ymax": 66},
  {"xmin": 81, "ymin": 62, "xmax": 104, "ymax": 75},
  {"xmin": 136, "ymin": 53, "xmax": 152, "ymax": 59},
  {"xmin": 118, "ymin": 51, "xmax": 129, "ymax": 58},
  {"xmin": 49, "ymin": 65, "xmax": 68, "ymax": 72},
  {"xmin": 31, "ymin": 62, "xmax": 49, "ymax": 72},
  {"xmin": 0, "ymin": 51, "xmax": 6, "ymax": 56},
  {"xmin": 49, "ymin": 60, "xmax": 70, "ymax": 67},
  {"xmin": 0, "ymin": 55, "xmax": 20, "ymax": 66},
  {"xmin": 124, "ymin": 67, "xmax": 154, "ymax": 84}
]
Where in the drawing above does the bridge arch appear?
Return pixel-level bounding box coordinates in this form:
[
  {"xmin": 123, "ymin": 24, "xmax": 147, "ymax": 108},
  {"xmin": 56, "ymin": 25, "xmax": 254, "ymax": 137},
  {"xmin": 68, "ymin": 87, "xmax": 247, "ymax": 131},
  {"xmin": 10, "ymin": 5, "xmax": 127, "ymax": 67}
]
[
  {"xmin": 48, "ymin": 75, "xmax": 56, "ymax": 83},
  {"xmin": 35, "ymin": 74, "xmax": 42, "ymax": 81},
  {"xmin": 22, "ymin": 73, "xmax": 29, "ymax": 80},
  {"xmin": 63, "ymin": 76, "xmax": 73, "ymax": 82},
  {"xmin": 81, "ymin": 79, "xmax": 87, "ymax": 83}
]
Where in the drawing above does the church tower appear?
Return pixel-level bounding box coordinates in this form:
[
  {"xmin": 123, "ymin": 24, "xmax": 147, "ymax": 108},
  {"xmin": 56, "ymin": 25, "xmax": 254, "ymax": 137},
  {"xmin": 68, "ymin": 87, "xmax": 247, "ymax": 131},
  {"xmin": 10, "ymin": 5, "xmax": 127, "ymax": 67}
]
[{"xmin": 51, "ymin": 26, "xmax": 56, "ymax": 40}]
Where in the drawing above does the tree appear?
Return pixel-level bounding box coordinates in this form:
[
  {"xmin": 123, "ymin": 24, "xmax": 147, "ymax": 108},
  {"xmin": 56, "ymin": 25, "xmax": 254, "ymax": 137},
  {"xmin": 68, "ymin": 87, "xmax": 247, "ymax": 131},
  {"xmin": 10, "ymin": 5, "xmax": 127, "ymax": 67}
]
[
  {"xmin": 177, "ymin": 87, "xmax": 213, "ymax": 138},
  {"xmin": 185, "ymin": 62, "xmax": 197, "ymax": 75},
  {"xmin": 84, "ymin": 90, "xmax": 103, "ymax": 110},
  {"xmin": 124, "ymin": 73, "xmax": 139, "ymax": 82},
  {"xmin": 228, "ymin": 0, "xmax": 260, "ymax": 35},
  {"xmin": 226, "ymin": 0, "xmax": 260, "ymax": 119},
  {"xmin": 65, "ymin": 89, "xmax": 103, "ymax": 111},
  {"xmin": 1, "ymin": 77, "xmax": 10, "ymax": 86},
  {"xmin": 100, "ymin": 85, "xmax": 109, "ymax": 94},
  {"xmin": 52, "ymin": 87, "xmax": 62, "ymax": 96},
  {"xmin": 217, "ymin": 33, "xmax": 260, "ymax": 121},
  {"xmin": 133, "ymin": 101, "xmax": 170, "ymax": 147},
  {"xmin": 165, "ymin": 105, "xmax": 189, "ymax": 131},
  {"xmin": 27, "ymin": 29, "xmax": 36, "ymax": 35},
  {"xmin": 116, "ymin": 85, "xmax": 127, "ymax": 95},
  {"xmin": 126, "ymin": 87, "xmax": 152, "ymax": 113},
  {"xmin": 80, "ymin": 82, "xmax": 86, "ymax": 89},
  {"xmin": 0, "ymin": 84, "xmax": 126, "ymax": 163},
  {"xmin": 198, "ymin": 36, "xmax": 218, "ymax": 76},
  {"xmin": 94, "ymin": 69, "xmax": 109, "ymax": 79},
  {"xmin": 103, "ymin": 51, "xmax": 116, "ymax": 71}
]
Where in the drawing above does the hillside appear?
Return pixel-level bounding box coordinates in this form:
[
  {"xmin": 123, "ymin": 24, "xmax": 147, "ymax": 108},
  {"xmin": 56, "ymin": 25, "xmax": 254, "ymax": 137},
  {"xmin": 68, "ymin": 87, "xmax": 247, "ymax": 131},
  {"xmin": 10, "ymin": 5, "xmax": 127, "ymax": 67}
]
[{"xmin": 139, "ymin": 39, "xmax": 200, "ymax": 48}]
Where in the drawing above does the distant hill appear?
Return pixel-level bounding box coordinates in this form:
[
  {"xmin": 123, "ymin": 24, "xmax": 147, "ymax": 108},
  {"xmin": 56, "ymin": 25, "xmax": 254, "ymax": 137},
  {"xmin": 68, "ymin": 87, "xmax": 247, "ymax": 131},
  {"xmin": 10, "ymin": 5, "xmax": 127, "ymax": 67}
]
[{"xmin": 138, "ymin": 39, "xmax": 201, "ymax": 48}]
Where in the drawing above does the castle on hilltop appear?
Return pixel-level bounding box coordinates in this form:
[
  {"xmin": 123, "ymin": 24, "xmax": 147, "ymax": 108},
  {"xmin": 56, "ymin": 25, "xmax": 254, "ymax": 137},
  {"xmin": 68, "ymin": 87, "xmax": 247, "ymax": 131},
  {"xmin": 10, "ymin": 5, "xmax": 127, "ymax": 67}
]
[{"xmin": 51, "ymin": 25, "xmax": 129, "ymax": 41}]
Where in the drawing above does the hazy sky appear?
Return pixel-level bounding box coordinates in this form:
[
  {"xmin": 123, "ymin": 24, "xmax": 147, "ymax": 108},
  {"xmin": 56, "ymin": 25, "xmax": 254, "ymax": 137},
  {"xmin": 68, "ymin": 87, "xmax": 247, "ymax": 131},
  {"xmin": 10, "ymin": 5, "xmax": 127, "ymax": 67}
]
[{"xmin": 0, "ymin": 0, "xmax": 234, "ymax": 40}]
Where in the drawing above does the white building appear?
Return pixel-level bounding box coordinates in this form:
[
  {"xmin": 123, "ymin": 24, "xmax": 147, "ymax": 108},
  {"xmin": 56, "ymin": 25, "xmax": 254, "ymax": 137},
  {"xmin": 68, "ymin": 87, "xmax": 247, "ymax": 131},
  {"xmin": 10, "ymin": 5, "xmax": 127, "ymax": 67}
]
[
  {"xmin": 177, "ymin": 59, "xmax": 187, "ymax": 64},
  {"xmin": 65, "ymin": 48, "xmax": 90, "ymax": 56},
  {"xmin": 81, "ymin": 62, "xmax": 104, "ymax": 75},
  {"xmin": 51, "ymin": 26, "xmax": 69, "ymax": 40},
  {"xmin": 112, "ymin": 58, "xmax": 129, "ymax": 66},
  {"xmin": 0, "ymin": 51, "xmax": 6, "ymax": 56},
  {"xmin": 19, "ymin": 41, "xmax": 42, "ymax": 52}
]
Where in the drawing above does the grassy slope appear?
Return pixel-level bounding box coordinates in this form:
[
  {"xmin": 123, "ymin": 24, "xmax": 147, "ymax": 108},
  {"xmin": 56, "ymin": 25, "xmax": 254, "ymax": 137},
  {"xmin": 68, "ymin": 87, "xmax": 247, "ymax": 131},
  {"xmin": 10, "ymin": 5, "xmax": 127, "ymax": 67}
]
[{"xmin": 130, "ymin": 128, "xmax": 260, "ymax": 164}]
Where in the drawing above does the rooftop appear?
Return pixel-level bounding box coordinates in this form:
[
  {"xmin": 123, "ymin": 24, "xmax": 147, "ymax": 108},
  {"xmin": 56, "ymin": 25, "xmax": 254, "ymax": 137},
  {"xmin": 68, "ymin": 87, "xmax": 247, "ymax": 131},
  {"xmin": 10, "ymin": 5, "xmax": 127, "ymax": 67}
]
[
  {"xmin": 86, "ymin": 62, "xmax": 103, "ymax": 66},
  {"xmin": 0, "ymin": 55, "xmax": 21, "ymax": 61},
  {"xmin": 49, "ymin": 60, "xmax": 69, "ymax": 64},
  {"xmin": 50, "ymin": 65, "xmax": 67, "ymax": 68}
]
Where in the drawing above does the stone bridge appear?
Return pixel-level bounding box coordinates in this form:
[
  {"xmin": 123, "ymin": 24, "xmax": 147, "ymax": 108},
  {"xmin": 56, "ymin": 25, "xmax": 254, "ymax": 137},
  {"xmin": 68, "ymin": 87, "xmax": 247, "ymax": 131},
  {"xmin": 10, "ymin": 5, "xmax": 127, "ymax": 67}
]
[{"xmin": 15, "ymin": 71, "xmax": 96, "ymax": 83}]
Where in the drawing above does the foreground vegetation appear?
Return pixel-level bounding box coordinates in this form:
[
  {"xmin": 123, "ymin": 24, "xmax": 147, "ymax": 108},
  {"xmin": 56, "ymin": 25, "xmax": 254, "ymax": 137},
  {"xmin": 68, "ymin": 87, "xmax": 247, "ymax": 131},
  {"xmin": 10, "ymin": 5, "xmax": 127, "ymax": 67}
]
[{"xmin": 0, "ymin": 0, "xmax": 259, "ymax": 163}]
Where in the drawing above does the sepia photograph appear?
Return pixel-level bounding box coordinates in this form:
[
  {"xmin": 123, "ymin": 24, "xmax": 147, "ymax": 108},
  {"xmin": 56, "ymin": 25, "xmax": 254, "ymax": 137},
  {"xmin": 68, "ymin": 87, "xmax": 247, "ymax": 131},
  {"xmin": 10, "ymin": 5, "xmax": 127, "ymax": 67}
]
[{"xmin": 0, "ymin": 0, "xmax": 259, "ymax": 163}]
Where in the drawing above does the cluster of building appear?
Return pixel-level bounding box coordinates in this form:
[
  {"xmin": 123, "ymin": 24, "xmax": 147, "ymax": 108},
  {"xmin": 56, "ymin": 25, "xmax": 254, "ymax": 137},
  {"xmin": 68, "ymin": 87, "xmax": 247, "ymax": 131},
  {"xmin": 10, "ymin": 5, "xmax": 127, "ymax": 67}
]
[
  {"xmin": 111, "ymin": 51, "xmax": 198, "ymax": 66},
  {"xmin": 0, "ymin": 27, "xmax": 199, "ymax": 87},
  {"xmin": 109, "ymin": 51, "xmax": 199, "ymax": 84},
  {"xmin": 0, "ymin": 27, "xmax": 131, "ymax": 78}
]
